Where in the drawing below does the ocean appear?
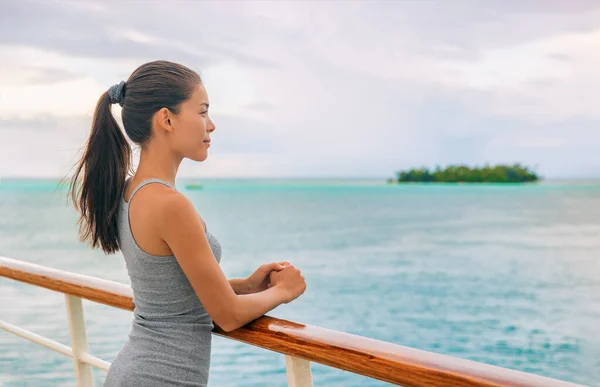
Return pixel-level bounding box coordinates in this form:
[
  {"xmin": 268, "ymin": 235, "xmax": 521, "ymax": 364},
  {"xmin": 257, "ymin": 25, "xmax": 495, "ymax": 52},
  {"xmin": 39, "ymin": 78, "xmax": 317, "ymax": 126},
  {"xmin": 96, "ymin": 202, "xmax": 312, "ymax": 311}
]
[{"xmin": 1, "ymin": 178, "xmax": 599, "ymax": 386}]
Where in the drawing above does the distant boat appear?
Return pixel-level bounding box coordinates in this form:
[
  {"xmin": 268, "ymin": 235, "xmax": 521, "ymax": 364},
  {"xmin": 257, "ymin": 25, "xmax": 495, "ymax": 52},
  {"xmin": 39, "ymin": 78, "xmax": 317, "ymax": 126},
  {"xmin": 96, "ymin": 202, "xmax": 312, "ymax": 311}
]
[{"xmin": 185, "ymin": 183, "xmax": 203, "ymax": 190}]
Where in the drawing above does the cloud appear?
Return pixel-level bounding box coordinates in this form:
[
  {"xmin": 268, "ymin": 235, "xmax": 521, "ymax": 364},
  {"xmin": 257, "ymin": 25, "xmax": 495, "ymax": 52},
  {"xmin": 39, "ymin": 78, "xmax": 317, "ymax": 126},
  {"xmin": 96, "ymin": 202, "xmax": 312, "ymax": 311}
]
[
  {"xmin": 0, "ymin": 1, "xmax": 275, "ymax": 68},
  {"xmin": 0, "ymin": 115, "xmax": 66, "ymax": 130},
  {"xmin": 0, "ymin": 65, "xmax": 84, "ymax": 86},
  {"xmin": 0, "ymin": 114, "xmax": 91, "ymax": 177},
  {"xmin": 1, "ymin": 0, "xmax": 600, "ymax": 178}
]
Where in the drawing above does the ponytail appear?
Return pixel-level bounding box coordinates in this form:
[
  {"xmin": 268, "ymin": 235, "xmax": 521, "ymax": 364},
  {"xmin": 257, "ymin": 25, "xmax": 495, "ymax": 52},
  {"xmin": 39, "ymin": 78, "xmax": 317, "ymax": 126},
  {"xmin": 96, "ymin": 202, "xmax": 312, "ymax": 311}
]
[{"xmin": 69, "ymin": 91, "xmax": 132, "ymax": 254}]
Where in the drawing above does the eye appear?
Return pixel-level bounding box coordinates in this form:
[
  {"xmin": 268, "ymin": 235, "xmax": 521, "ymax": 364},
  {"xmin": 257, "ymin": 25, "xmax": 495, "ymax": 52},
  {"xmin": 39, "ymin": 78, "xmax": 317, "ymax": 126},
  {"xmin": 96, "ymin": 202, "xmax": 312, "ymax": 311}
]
[{"xmin": 200, "ymin": 110, "xmax": 208, "ymax": 116}]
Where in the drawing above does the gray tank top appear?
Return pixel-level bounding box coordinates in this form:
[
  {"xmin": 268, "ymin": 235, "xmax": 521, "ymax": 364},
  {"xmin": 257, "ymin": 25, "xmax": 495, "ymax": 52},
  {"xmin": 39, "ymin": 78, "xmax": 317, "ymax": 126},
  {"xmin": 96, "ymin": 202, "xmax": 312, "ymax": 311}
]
[{"xmin": 103, "ymin": 178, "xmax": 222, "ymax": 387}]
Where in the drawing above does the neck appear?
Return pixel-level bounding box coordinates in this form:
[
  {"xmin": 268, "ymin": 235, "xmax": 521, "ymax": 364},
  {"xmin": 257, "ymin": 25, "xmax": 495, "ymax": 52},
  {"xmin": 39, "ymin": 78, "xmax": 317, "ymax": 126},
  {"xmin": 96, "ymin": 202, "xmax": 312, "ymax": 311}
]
[{"xmin": 134, "ymin": 143, "xmax": 182, "ymax": 188}]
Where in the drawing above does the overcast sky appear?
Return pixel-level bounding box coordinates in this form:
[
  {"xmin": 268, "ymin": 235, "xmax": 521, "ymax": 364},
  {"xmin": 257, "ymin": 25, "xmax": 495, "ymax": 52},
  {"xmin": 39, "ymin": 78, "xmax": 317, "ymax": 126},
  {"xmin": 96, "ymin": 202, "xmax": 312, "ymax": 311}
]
[{"xmin": 1, "ymin": 1, "xmax": 599, "ymax": 179}]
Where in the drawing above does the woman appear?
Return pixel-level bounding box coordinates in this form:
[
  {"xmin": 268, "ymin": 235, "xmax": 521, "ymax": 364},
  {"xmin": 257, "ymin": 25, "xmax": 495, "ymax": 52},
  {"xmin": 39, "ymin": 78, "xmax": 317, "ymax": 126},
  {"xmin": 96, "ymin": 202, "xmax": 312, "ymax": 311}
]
[{"xmin": 69, "ymin": 60, "xmax": 307, "ymax": 386}]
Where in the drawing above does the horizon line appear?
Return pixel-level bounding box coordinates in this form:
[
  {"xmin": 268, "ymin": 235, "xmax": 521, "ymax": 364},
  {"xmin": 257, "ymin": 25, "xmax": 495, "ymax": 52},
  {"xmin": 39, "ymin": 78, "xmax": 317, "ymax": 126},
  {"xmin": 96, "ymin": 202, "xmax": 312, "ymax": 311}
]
[{"xmin": 2, "ymin": 175, "xmax": 600, "ymax": 181}]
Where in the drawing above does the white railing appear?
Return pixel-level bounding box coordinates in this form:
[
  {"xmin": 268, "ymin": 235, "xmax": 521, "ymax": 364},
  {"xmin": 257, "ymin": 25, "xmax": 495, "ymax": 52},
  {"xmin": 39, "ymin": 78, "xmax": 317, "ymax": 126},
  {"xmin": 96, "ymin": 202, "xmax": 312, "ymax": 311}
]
[
  {"xmin": 1, "ymin": 256, "xmax": 588, "ymax": 387},
  {"xmin": 0, "ymin": 256, "xmax": 314, "ymax": 387},
  {"xmin": 1, "ymin": 295, "xmax": 111, "ymax": 386},
  {"xmin": 1, "ymin": 274, "xmax": 312, "ymax": 386},
  {"xmin": 0, "ymin": 293, "xmax": 312, "ymax": 387}
]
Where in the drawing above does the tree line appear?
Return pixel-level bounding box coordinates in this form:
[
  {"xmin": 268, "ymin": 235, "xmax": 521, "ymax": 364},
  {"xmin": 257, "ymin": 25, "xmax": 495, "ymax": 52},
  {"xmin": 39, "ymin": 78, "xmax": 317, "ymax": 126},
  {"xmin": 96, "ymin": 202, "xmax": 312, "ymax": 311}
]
[{"xmin": 390, "ymin": 164, "xmax": 539, "ymax": 183}]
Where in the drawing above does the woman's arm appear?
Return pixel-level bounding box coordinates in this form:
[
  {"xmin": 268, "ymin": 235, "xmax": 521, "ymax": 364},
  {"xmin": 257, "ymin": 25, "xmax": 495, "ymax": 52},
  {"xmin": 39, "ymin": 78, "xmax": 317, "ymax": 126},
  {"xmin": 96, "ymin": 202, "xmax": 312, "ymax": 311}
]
[
  {"xmin": 229, "ymin": 278, "xmax": 252, "ymax": 295},
  {"xmin": 157, "ymin": 191, "xmax": 289, "ymax": 332}
]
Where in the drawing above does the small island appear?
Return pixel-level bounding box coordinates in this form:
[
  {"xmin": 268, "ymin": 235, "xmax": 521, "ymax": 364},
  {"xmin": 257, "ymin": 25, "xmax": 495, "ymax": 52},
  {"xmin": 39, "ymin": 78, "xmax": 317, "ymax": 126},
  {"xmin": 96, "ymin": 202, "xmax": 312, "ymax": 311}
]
[{"xmin": 388, "ymin": 164, "xmax": 539, "ymax": 184}]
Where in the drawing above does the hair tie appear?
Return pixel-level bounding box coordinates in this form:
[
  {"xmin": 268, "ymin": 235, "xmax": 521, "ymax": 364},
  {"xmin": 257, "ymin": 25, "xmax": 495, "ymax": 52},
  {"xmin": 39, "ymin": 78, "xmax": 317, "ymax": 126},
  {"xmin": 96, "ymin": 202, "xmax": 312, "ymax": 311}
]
[{"xmin": 108, "ymin": 81, "xmax": 126, "ymax": 106}]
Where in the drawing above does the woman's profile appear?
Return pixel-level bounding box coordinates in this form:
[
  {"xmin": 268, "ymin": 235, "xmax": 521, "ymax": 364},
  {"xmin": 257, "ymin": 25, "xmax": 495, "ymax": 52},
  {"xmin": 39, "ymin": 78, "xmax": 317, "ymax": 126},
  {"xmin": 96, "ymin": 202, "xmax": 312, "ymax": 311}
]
[{"xmin": 68, "ymin": 60, "xmax": 307, "ymax": 386}]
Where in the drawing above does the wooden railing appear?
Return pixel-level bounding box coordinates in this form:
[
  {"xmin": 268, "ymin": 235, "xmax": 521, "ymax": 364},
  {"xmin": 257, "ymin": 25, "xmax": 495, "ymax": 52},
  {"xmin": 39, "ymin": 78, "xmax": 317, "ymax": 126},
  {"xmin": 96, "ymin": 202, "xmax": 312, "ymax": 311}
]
[{"xmin": 0, "ymin": 256, "xmax": 588, "ymax": 387}]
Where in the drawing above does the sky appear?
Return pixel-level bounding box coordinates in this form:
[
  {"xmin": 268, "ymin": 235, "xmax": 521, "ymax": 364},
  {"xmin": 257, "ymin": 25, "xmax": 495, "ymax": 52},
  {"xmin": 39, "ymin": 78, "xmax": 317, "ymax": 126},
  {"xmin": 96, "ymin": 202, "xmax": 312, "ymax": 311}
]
[{"xmin": 1, "ymin": 1, "xmax": 600, "ymax": 179}]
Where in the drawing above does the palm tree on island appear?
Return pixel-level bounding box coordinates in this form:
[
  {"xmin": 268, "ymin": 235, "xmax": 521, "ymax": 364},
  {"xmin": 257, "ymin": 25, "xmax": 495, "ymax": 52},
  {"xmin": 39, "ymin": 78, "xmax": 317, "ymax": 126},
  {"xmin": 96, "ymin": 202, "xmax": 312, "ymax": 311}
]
[{"xmin": 388, "ymin": 164, "xmax": 539, "ymax": 184}]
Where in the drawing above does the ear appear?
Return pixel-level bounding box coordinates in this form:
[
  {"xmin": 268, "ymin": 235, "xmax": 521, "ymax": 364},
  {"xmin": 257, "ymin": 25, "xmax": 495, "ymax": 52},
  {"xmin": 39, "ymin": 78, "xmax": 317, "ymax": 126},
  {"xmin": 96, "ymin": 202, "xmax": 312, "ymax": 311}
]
[{"xmin": 154, "ymin": 107, "xmax": 174, "ymax": 133}]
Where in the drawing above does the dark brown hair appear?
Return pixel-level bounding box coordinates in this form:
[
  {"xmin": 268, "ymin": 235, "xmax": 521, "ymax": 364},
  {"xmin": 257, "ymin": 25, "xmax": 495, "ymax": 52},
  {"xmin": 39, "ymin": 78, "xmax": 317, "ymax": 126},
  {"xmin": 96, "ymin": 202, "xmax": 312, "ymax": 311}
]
[{"xmin": 68, "ymin": 60, "xmax": 201, "ymax": 254}]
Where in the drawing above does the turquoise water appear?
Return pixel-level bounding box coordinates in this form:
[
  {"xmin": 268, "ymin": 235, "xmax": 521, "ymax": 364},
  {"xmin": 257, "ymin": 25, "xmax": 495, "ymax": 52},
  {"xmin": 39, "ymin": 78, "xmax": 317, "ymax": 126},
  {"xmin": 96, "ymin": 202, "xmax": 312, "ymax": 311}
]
[{"xmin": 1, "ymin": 179, "xmax": 599, "ymax": 386}]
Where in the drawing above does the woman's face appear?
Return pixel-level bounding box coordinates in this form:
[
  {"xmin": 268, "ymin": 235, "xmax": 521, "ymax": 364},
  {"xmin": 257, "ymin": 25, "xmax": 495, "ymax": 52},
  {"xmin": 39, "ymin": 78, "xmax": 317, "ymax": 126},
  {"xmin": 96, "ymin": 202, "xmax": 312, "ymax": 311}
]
[{"xmin": 169, "ymin": 83, "xmax": 215, "ymax": 162}]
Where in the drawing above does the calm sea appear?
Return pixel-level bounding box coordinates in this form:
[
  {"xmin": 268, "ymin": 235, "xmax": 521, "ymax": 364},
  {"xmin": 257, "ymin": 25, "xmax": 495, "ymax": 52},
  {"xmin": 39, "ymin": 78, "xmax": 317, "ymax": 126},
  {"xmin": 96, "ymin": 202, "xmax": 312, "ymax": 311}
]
[{"xmin": 1, "ymin": 179, "xmax": 599, "ymax": 386}]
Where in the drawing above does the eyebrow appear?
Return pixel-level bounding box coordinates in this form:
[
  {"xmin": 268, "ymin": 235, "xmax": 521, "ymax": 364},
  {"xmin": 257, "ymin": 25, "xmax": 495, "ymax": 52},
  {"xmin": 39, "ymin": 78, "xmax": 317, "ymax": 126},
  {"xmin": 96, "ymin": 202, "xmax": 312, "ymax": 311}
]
[{"xmin": 200, "ymin": 103, "xmax": 209, "ymax": 108}]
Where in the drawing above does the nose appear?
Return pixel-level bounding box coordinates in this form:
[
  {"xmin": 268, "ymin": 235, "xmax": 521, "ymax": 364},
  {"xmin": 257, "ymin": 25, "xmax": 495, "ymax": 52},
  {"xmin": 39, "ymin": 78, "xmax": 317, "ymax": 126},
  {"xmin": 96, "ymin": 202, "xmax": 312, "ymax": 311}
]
[{"xmin": 208, "ymin": 117, "xmax": 216, "ymax": 133}]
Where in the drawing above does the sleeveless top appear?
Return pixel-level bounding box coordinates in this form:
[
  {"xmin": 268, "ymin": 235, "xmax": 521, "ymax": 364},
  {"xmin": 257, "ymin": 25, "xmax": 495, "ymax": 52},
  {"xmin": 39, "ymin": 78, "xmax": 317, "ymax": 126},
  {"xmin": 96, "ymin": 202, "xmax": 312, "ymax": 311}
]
[{"xmin": 103, "ymin": 178, "xmax": 222, "ymax": 387}]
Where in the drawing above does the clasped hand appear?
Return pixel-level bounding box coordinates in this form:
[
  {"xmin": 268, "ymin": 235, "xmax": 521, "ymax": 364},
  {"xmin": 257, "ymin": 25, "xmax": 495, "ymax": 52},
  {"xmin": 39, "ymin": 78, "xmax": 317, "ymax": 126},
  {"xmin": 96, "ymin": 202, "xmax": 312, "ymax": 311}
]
[
  {"xmin": 244, "ymin": 261, "xmax": 290, "ymax": 293},
  {"xmin": 245, "ymin": 261, "xmax": 305, "ymax": 300}
]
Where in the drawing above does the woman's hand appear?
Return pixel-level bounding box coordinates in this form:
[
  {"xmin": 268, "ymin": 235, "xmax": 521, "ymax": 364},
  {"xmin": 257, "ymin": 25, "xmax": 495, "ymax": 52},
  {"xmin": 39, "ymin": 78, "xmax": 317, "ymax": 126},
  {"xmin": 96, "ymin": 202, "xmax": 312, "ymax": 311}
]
[
  {"xmin": 268, "ymin": 265, "xmax": 306, "ymax": 303},
  {"xmin": 245, "ymin": 261, "xmax": 290, "ymax": 294}
]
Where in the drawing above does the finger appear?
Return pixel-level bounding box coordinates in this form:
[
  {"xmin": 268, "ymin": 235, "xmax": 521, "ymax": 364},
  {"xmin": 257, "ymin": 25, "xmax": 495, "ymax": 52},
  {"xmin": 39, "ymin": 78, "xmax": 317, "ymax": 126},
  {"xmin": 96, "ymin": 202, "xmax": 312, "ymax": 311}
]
[
  {"xmin": 263, "ymin": 262, "xmax": 284, "ymax": 272},
  {"xmin": 271, "ymin": 262, "xmax": 287, "ymax": 270}
]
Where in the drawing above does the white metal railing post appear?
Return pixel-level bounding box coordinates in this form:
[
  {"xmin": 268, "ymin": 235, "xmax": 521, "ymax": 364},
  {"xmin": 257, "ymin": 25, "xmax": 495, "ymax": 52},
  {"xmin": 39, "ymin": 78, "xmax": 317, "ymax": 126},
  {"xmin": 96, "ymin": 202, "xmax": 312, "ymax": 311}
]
[
  {"xmin": 65, "ymin": 295, "xmax": 94, "ymax": 387},
  {"xmin": 285, "ymin": 355, "xmax": 313, "ymax": 387}
]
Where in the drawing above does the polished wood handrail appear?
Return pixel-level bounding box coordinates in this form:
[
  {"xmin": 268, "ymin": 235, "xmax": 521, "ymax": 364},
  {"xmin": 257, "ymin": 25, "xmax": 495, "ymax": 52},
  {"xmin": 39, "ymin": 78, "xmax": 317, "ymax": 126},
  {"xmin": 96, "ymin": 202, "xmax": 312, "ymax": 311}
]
[{"xmin": 1, "ymin": 256, "xmax": 586, "ymax": 387}]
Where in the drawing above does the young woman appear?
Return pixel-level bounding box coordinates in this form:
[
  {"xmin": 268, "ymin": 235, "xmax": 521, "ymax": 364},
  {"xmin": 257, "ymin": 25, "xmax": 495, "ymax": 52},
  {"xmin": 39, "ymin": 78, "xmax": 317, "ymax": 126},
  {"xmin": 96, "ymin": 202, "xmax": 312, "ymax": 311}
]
[{"xmin": 69, "ymin": 60, "xmax": 307, "ymax": 386}]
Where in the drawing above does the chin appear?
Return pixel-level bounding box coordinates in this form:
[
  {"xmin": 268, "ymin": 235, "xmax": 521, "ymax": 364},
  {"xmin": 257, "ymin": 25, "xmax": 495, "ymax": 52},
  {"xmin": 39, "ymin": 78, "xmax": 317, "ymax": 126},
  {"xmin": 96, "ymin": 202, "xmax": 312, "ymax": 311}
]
[{"xmin": 189, "ymin": 151, "xmax": 209, "ymax": 162}]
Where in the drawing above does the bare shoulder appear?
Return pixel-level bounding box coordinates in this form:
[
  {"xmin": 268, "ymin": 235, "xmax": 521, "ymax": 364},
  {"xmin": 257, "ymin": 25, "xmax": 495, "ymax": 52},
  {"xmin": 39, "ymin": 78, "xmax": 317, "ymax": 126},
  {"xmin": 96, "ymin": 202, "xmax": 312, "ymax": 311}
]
[
  {"xmin": 152, "ymin": 187, "xmax": 205, "ymax": 234},
  {"xmin": 128, "ymin": 182, "xmax": 206, "ymax": 239},
  {"xmin": 125, "ymin": 182, "xmax": 206, "ymax": 256}
]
